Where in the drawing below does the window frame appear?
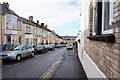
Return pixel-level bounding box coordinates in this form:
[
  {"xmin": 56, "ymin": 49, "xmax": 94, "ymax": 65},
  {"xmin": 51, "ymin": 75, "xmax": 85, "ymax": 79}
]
[
  {"xmin": 92, "ymin": 3, "xmax": 97, "ymax": 35},
  {"xmin": 101, "ymin": 0, "xmax": 113, "ymax": 34}
]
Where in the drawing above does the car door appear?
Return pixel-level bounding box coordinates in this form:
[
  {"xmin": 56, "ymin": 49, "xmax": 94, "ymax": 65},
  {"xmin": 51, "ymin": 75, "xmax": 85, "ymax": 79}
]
[
  {"xmin": 26, "ymin": 45, "xmax": 31, "ymax": 56},
  {"xmin": 21, "ymin": 46, "xmax": 27, "ymax": 58}
]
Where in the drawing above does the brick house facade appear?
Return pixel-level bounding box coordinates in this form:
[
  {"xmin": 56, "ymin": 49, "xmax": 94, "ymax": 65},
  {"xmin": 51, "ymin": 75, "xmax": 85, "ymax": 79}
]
[{"xmin": 77, "ymin": 0, "xmax": 120, "ymax": 78}]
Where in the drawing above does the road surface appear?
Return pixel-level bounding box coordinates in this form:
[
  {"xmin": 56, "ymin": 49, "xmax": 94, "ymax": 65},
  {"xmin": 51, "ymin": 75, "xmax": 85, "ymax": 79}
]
[{"xmin": 2, "ymin": 47, "xmax": 66, "ymax": 79}]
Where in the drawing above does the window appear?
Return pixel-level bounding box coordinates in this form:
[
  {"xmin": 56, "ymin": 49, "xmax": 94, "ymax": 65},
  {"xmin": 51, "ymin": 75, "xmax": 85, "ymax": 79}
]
[
  {"xmin": 102, "ymin": 0, "xmax": 113, "ymax": 34},
  {"xmin": 26, "ymin": 26, "xmax": 31, "ymax": 33},
  {"xmin": 92, "ymin": 0, "xmax": 113, "ymax": 35},
  {"xmin": 12, "ymin": 17, "xmax": 17, "ymax": 29},
  {"xmin": 18, "ymin": 21, "xmax": 21, "ymax": 30},
  {"xmin": 5, "ymin": 16, "xmax": 18, "ymax": 30},
  {"xmin": 6, "ymin": 16, "xmax": 11, "ymax": 29},
  {"xmin": 35, "ymin": 28, "xmax": 37, "ymax": 34},
  {"xmin": 26, "ymin": 26, "xmax": 28, "ymax": 32}
]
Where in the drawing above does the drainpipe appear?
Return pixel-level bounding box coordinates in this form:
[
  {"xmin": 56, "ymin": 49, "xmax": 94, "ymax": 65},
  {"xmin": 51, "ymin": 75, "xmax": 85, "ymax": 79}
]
[{"xmin": 1, "ymin": 13, "xmax": 2, "ymax": 45}]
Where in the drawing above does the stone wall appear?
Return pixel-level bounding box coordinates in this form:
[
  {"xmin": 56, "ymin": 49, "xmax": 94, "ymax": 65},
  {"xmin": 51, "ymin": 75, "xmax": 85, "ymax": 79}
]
[{"xmin": 84, "ymin": 1, "xmax": 120, "ymax": 78}]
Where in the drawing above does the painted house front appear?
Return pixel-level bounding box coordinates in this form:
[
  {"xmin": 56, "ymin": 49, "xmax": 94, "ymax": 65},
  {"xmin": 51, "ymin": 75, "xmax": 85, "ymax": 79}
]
[{"xmin": 0, "ymin": 3, "xmax": 22, "ymax": 47}]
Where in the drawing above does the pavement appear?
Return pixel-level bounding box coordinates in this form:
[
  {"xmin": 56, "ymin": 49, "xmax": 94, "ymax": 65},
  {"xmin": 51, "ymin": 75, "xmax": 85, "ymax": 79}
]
[{"xmin": 51, "ymin": 49, "xmax": 87, "ymax": 79}]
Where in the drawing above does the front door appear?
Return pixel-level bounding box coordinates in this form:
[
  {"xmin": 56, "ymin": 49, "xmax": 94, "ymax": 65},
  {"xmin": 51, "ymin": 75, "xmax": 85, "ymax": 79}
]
[{"xmin": 6, "ymin": 36, "xmax": 11, "ymax": 45}]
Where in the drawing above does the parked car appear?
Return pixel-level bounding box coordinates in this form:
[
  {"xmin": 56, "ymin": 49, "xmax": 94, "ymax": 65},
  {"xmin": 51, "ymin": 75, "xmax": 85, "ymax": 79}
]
[
  {"xmin": 42, "ymin": 45, "xmax": 49, "ymax": 53},
  {"xmin": 60, "ymin": 44, "xmax": 66, "ymax": 47},
  {"xmin": 48, "ymin": 44, "xmax": 55, "ymax": 51},
  {"xmin": 55, "ymin": 44, "xmax": 60, "ymax": 48},
  {"xmin": 34, "ymin": 45, "xmax": 44, "ymax": 54},
  {"xmin": 0, "ymin": 45, "xmax": 34, "ymax": 61},
  {"xmin": 66, "ymin": 43, "xmax": 73, "ymax": 50}
]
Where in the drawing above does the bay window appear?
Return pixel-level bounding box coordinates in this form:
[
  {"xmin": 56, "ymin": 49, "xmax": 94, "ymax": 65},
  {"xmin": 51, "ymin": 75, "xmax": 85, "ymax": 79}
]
[{"xmin": 5, "ymin": 15, "xmax": 18, "ymax": 30}]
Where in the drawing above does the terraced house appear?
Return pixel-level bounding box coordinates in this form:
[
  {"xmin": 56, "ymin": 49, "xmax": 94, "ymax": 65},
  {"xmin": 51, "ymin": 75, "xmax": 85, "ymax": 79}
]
[
  {"xmin": 76, "ymin": 0, "xmax": 120, "ymax": 78},
  {"xmin": 0, "ymin": 2, "xmax": 22, "ymax": 48},
  {"xmin": 0, "ymin": 2, "xmax": 64, "ymax": 52}
]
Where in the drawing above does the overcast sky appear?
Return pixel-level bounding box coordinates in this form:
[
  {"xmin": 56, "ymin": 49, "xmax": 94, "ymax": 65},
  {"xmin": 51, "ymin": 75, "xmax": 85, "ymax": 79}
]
[{"xmin": 0, "ymin": 0, "xmax": 82, "ymax": 36}]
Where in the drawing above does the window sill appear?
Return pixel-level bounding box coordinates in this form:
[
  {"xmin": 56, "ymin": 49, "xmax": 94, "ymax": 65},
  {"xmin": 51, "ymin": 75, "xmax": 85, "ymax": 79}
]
[
  {"xmin": 25, "ymin": 32, "xmax": 31, "ymax": 34},
  {"xmin": 87, "ymin": 34, "xmax": 115, "ymax": 43}
]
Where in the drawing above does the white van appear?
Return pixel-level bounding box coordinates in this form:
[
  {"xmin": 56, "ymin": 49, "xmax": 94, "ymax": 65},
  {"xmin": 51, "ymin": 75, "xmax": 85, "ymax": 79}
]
[{"xmin": 66, "ymin": 43, "xmax": 73, "ymax": 50}]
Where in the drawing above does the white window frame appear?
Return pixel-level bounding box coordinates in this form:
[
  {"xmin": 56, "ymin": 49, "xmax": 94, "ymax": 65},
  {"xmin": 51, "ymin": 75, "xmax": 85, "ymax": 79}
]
[
  {"xmin": 92, "ymin": 1, "xmax": 97, "ymax": 35},
  {"xmin": 102, "ymin": 0, "xmax": 113, "ymax": 34}
]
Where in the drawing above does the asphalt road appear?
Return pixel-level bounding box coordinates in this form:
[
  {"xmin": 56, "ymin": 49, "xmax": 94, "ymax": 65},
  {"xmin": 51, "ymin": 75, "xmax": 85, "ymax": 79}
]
[{"xmin": 2, "ymin": 47, "xmax": 66, "ymax": 79}]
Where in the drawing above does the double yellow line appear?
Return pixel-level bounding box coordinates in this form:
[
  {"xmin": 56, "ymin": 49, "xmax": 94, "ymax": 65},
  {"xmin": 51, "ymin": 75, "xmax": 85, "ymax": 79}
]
[{"xmin": 40, "ymin": 56, "xmax": 65, "ymax": 80}]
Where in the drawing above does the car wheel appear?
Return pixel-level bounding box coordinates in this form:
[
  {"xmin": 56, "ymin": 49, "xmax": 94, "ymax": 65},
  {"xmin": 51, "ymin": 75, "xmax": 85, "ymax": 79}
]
[
  {"xmin": 52, "ymin": 48, "xmax": 53, "ymax": 51},
  {"xmin": 16, "ymin": 55, "xmax": 21, "ymax": 61},
  {"xmin": 41, "ymin": 50, "xmax": 44, "ymax": 54},
  {"xmin": 46, "ymin": 49, "xmax": 48, "ymax": 52},
  {"xmin": 31, "ymin": 52, "xmax": 34, "ymax": 57}
]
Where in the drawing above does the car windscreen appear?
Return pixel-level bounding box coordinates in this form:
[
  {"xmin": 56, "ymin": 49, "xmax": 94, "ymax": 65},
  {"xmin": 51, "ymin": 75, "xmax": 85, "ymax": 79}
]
[
  {"xmin": 13, "ymin": 45, "xmax": 23, "ymax": 51},
  {"xmin": 67, "ymin": 44, "xmax": 72, "ymax": 46}
]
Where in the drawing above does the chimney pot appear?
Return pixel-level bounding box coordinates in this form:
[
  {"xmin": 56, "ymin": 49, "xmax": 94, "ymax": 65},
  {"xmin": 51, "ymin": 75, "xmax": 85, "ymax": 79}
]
[
  {"xmin": 41, "ymin": 23, "xmax": 44, "ymax": 26},
  {"xmin": 45, "ymin": 24, "xmax": 48, "ymax": 28},
  {"xmin": 29, "ymin": 16, "xmax": 33, "ymax": 21},
  {"xmin": 37, "ymin": 20, "xmax": 39, "ymax": 24},
  {"xmin": 3, "ymin": 2, "xmax": 9, "ymax": 8}
]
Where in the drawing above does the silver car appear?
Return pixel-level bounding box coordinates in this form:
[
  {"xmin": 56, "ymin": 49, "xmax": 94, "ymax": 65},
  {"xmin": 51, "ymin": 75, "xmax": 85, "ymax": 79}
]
[{"xmin": 0, "ymin": 45, "xmax": 34, "ymax": 61}]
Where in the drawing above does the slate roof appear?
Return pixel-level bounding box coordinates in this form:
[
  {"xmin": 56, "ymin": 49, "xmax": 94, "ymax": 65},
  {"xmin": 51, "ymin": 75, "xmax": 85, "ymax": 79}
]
[
  {"xmin": 19, "ymin": 17, "xmax": 42, "ymax": 28},
  {"xmin": 1, "ymin": 4, "xmax": 19, "ymax": 17},
  {"xmin": 0, "ymin": 3, "xmax": 63, "ymax": 39}
]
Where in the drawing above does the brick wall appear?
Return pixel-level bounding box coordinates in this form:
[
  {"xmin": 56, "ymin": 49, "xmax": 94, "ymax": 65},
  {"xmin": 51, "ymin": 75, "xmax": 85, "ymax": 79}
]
[{"xmin": 84, "ymin": 1, "xmax": 120, "ymax": 78}]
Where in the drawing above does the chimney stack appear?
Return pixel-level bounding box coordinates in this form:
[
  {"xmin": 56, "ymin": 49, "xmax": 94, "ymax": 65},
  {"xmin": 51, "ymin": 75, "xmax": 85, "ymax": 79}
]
[
  {"xmin": 41, "ymin": 23, "xmax": 44, "ymax": 26},
  {"xmin": 3, "ymin": 2, "xmax": 9, "ymax": 8},
  {"xmin": 37, "ymin": 20, "xmax": 39, "ymax": 24},
  {"xmin": 29, "ymin": 16, "xmax": 33, "ymax": 21},
  {"xmin": 45, "ymin": 24, "xmax": 48, "ymax": 28}
]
